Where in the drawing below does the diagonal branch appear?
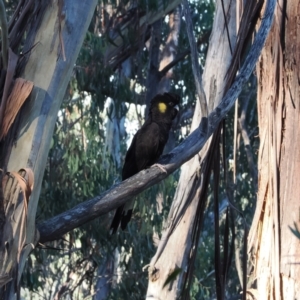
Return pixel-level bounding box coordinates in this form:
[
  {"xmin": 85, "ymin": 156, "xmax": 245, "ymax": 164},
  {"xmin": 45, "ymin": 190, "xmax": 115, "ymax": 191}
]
[
  {"xmin": 158, "ymin": 29, "xmax": 211, "ymax": 79},
  {"xmin": 38, "ymin": 0, "xmax": 276, "ymax": 243},
  {"xmin": 104, "ymin": 0, "xmax": 182, "ymax": 69},
  {"xmin": 0, "ymin": 0, "xmax": 8, "ymax": 69}
]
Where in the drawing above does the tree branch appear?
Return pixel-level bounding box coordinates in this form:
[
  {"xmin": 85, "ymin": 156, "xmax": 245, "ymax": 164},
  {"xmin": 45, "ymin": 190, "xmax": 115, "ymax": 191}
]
[
  {"xmin": 0, "ymin": 0, "xmax": 8, "ymax": 69},
  {"xmin": 38, "ymin": 0, "xmax": 275, "ymax": 243},
  {"xmin": 158, "ymin": 29, "xmax": 211, "ymax": 79},
  {"xmin": 104, "ymin": 0, "xmax": 182, "ymax": 69}
]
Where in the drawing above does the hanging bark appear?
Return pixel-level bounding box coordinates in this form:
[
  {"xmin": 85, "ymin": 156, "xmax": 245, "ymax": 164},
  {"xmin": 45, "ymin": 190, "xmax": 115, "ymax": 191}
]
[{"xmin": 248, "ymin": 0, "xmax": 300, "ymax": 298}]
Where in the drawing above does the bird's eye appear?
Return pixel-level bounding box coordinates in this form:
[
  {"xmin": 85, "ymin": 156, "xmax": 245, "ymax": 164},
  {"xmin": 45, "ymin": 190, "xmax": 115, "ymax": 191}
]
[{"xmin": 169, "ymin": 102, "xmax": 174, "ymax": 106}]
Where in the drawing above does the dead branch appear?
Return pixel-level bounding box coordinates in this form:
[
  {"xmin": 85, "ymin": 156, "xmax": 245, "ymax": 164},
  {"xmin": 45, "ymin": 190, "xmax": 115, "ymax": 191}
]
[{"xmin": 0, "ymin": 0, "xmax": 8, "ymax": 69}]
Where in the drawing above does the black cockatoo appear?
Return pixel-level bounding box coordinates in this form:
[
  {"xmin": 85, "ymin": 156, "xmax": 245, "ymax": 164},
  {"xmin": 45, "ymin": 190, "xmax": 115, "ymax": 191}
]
[{"xmin": 110, "ymin": 93, "xmax": 180, "ymax": 233}]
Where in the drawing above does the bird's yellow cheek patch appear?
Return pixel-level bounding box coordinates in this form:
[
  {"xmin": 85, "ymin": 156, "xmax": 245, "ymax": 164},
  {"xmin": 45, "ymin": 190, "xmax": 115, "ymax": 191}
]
[{"xmin": 158, "ymin": 102, "xmax": 167, "ymax": 113}]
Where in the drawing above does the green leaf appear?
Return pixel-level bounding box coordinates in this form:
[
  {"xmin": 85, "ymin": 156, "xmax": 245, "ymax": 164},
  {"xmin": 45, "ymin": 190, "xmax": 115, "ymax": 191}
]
[
  {"xmin": 289, "ymin": 222, "xmax": 300, "ymax": 239},
  {"xmin": 163, "ymin": 267, "xmax": 183, "ymax": 289}
]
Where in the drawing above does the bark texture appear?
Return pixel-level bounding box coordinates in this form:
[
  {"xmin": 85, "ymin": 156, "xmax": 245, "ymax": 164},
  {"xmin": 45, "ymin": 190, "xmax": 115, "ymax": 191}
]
[
  {"xmin": 0, "ymin": 1, "xmax": 97, "ymax": 298},
  {"xmin": 248, "ymin": 0, "xmax": 300, "ymax": 298},
  {"xmin": 146, "ymin": 0, "xmax": 236, "ymax": 298}
]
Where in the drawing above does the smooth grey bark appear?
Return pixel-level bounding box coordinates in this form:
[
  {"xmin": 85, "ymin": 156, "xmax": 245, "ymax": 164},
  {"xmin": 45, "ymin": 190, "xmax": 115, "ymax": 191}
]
[
  {"xmin": 0, "ymin": 1, "xmax": 97, "ymax": 298},
  {"xmin": 146, "ymin": 0, "xmax": 237, "ymax": 297},
  {"xmin": 93, "ymin": 255, "xmax": 114, "ymax": 300}
]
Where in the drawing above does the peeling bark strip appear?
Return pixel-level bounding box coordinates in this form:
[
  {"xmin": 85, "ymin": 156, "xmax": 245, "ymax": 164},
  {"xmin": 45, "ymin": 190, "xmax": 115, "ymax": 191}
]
[
  {"xmin": 0, "ymin": 168, "xmax": 34, "ymax": 288},
  {"xmin": 0, "ymin": 49, "xmax": 19, "ymax": 133},
  {"xmin": 0, "ymin": 78, "xmax": 34, "ymax": 140}
]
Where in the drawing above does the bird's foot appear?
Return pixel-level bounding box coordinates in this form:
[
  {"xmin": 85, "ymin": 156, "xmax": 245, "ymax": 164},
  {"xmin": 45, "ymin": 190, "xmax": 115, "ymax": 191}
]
[{"xmin": 153, "ymin": 163, "xmax": 168, "ymax": 174}]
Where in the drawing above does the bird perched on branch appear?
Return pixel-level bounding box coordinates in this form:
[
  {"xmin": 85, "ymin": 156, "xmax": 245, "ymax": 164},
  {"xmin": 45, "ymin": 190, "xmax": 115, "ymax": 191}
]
[{"xmin": 110, "ymin": 93, "xmax": 180, "ymax": 234}]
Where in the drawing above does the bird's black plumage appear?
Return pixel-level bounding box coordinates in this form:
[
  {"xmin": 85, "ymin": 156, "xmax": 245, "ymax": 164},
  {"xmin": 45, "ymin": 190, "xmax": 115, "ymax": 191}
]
[{"xmin": 110, "ymin": 93, "xmax": 180, "ymax": 234}]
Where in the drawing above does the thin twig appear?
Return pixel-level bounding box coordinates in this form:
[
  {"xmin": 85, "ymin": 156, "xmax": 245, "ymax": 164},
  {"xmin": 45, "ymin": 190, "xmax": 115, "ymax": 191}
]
[
  {"xmin": 159, "ymin": 30, "xmax": 211, "ymax": 79},
  {"xmin": 239, "ymin": 86, "xmax": 258, "ymax": 190},
  {"xmin": 0, "ymin": 0, "xmax": 8, "ymax": 69}
]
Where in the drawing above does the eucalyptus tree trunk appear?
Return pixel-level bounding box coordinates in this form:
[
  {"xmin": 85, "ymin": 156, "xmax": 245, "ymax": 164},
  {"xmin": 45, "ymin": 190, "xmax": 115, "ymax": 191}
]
[
  {"xmin": 248, "ymin": 0, "xmax": 300, "ymax": 298},
  {"xmin": 146, "ymin": 0, "xmax": 236, "ymax": 298},
  {"xmin": 0, "ymin": 1, "xmax": 97, "ymax": 298}
]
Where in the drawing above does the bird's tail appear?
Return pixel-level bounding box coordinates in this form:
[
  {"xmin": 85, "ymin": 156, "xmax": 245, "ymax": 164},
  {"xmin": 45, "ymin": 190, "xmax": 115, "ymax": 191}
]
[{"xmin": 110, "ymin": 204, "xmax": 133, "ymax": 234}]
